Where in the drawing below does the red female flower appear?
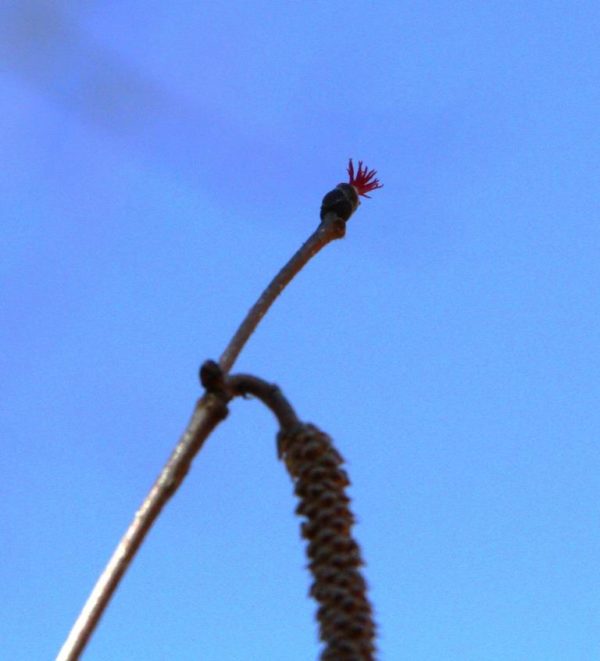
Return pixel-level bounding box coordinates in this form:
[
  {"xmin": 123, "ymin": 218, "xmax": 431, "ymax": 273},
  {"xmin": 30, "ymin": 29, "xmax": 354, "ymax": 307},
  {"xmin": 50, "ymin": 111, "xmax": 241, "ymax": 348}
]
[
  {"xmin": 320, "ymin": 159, "xmax": 383, "ymax": 222},
  {"xmin": 347, "ymin": 159, "xmax": 383, "ymax": 198}
]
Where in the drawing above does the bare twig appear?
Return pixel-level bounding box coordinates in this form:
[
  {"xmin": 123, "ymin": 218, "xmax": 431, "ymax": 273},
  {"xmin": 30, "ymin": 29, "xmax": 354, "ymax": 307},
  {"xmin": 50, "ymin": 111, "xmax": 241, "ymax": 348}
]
[
  {"xmin": 57, "ymin": 217, "xmax": 345, "ymax": 661},
  {"xmin": 226, "ymin": 370, "xmax": 300, "ymax": 432},
  {"xmin": 56, "ymin": 394, "xmax": 229, "ymax": 661},
  {"xmin": 219, "ymin": 212, "xmax": 346, "ymax": 373},
  {"xmin": 58, "ymin": 160, "xmax": 382, "ymax": 660}
]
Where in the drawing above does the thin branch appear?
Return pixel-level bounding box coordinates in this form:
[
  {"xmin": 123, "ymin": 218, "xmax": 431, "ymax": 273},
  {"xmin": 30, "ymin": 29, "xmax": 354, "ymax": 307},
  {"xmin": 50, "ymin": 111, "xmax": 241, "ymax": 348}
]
[
  {"xmin": 58, "ymin": 160, "xmax": 382, "ymax": 660},
  {"xmin": 57, "ymin": 216, "xmax": 345, "ymax": 661},
  {"xmin": 219, "ymin": 212, "xmax": 346, "ymax": 373},
  {"xmin": 226, "ymin": 370, "xmax": 300, "ymax": 433},
  {"xmin": 56, "ymin": 393, "xmax": 229, "ymax": 661}
]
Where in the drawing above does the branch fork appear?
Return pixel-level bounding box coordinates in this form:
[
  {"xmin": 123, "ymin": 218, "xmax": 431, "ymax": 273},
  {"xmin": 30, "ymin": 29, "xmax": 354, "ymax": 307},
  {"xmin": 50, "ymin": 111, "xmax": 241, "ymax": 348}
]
[{"xmin": 58, "ymin": 160, "xmax": 382, "ymax": 661}]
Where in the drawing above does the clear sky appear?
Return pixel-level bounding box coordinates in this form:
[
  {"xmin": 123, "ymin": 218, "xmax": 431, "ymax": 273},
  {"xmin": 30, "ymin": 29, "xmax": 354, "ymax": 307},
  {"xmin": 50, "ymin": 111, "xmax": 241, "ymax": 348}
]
[{"xmin": 2, "ymin": 2, "xmax": 600, "ymax": 659}]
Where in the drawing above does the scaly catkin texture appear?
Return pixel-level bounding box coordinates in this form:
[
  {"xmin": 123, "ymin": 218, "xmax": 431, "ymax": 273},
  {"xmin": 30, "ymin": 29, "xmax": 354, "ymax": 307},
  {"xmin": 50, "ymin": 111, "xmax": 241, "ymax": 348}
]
[{"xmin": 277, "ymin": 423, "xmax": 376, "ymax": 660}]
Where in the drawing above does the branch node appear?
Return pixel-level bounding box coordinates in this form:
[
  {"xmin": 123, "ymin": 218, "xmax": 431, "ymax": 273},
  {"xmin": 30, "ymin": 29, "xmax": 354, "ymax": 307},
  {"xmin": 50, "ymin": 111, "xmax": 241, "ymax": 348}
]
[{"xmin": 199, "ymin": 360, "xmax": 229, "ymax": 401}]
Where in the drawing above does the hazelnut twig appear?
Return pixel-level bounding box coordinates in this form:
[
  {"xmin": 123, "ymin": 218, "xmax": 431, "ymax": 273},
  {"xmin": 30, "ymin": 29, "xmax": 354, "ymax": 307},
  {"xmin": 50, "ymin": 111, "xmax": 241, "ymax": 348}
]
[
  {"xmin": 220, "ymin": 159, "xmax": 382, "ymax": 373},
  {"xmin": 57, "ymin": 160, "xmax": 382, "ymax": 660}
]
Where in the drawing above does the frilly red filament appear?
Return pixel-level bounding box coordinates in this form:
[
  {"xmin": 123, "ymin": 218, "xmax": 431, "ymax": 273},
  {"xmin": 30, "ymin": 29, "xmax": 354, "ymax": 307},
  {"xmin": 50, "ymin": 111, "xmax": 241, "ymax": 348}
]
[
  {"xmin": 347, "ymin": 159, "xmax": 383, "ymax": 198},
  {"xmin": 319, "ymin": 159, "xmax": 382, "ymax": 222}
]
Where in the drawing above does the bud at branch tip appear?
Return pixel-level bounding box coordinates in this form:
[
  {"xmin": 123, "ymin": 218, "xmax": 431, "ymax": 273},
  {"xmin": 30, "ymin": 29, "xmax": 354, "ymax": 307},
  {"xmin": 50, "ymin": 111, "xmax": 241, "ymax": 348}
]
[{"xmin": 320, "ymin": 159, "xmax": 383, "ymax": 222}]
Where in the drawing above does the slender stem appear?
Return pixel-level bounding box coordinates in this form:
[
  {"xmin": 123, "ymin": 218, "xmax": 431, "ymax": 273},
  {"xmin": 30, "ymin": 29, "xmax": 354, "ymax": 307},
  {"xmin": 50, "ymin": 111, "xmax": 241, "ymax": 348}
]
[
  {"xmin": 58, "ymin": 211, "xmax": 347, "ymax": 660},
  {"xmin": 226, "ymin": 373, "xmax": 300, "ymax": 432},
  {"xmin": 56, "ymin": 394, "xmax": 228, "ymax": 661},
  {"xmin": 219, "ymin": 212, "xmax": 346, "ymax": 373}
]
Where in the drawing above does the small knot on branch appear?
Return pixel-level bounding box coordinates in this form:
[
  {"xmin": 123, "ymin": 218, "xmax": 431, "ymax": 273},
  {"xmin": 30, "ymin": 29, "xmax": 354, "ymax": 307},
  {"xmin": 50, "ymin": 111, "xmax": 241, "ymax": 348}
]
[{"xmin": 199, "ymin": 360, "xmax": 228, "ymax": 400}]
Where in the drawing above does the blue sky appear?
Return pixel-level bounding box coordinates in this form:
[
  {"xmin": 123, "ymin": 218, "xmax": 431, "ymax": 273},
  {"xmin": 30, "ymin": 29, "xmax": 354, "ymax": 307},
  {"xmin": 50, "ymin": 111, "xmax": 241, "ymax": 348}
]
[{"xmin": 2, "ymin": 2, "xmax": 600, "ymax": 659}]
